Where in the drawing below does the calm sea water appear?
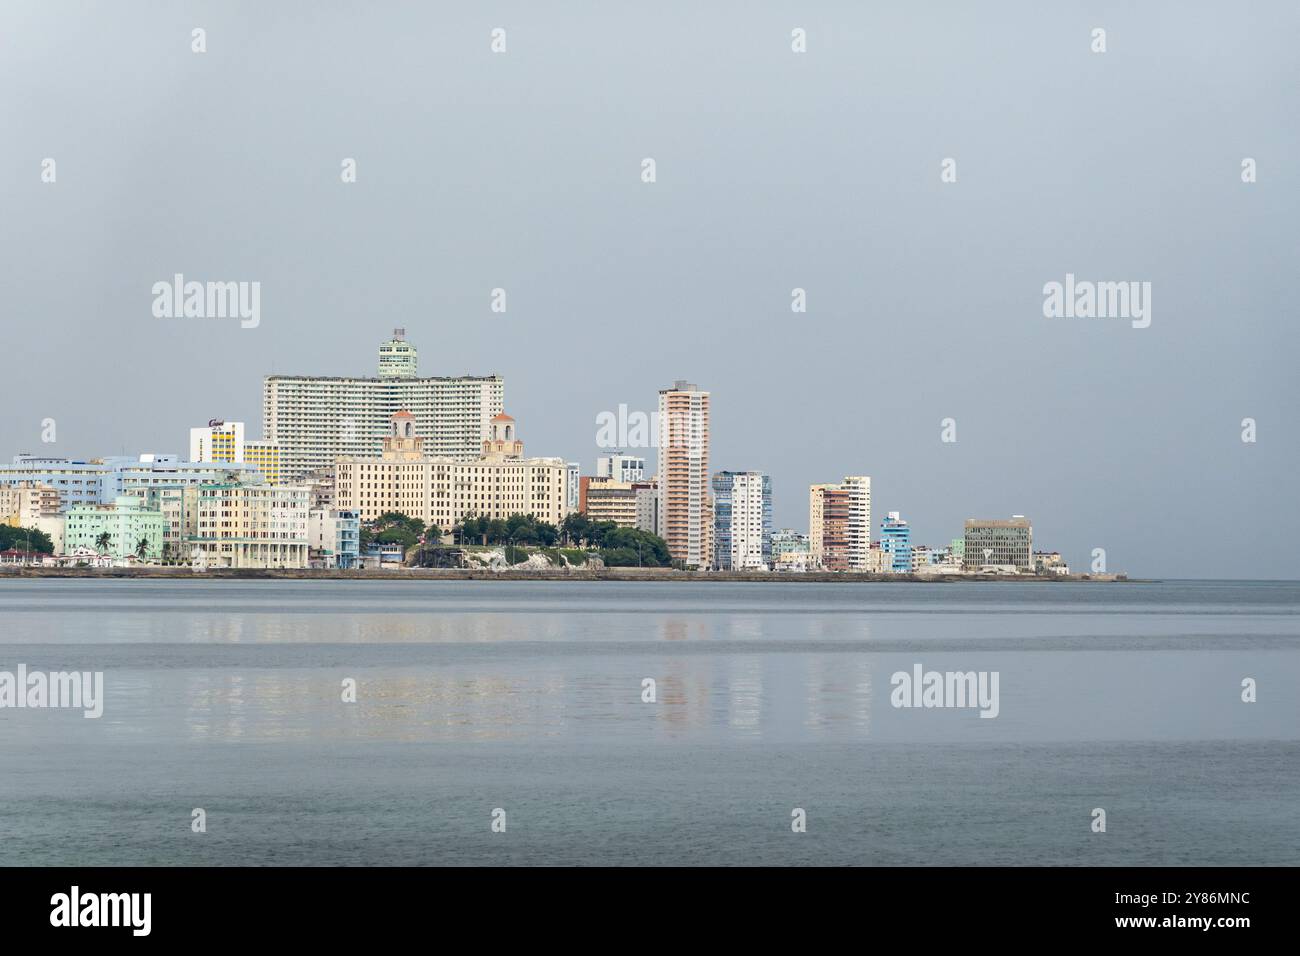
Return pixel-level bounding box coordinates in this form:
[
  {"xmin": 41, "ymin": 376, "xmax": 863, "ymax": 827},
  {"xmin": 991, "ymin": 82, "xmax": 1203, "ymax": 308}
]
[{"xmin": 0, "ymin": 579, "xmax": 1296, "ymax": 866}]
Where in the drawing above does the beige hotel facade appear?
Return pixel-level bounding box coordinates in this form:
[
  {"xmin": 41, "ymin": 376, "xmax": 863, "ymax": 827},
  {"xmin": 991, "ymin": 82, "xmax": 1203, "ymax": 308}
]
[{"xmin": 336, "ymin": 411, "xmax": 569, "ymax": 530}]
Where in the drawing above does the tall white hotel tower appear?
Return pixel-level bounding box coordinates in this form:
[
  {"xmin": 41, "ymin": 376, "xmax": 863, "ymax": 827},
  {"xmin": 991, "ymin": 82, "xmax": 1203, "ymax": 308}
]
[{"xmin": 263, "ymin": 329, "xmax": 503, "ymax": 480}]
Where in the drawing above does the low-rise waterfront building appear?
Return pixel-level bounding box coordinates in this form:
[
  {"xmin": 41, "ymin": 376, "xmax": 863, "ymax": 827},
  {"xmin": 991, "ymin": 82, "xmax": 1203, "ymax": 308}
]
[
  {"xmin": 771, "ymin": 528, "xmax": 810, "ymax": 563},
  {"xmin": 190, "ymin": 483, "xmax": 311, "ymax": 569},
  {"xmin": 581, "ymin": 477, "xmax": 640, "ymax": 528},
  {"xmin": 964, "ymin": 516, "xmax": 1033, "ymax": 571},
  {"xmin": 309, "ymin": 508, "xmax": 361, "ymax": 569},
  {"xmin": 1034, "ymin": 550, "xmax": 1068, "ymax": 574},
  {"xmin": 64, "ymin": 496, "xmax": 167, "ymax": 561}
]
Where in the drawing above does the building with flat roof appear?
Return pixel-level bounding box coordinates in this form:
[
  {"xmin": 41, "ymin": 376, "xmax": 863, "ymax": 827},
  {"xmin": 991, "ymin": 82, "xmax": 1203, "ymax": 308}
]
[
  {"xmin": 657, "ymin": 381, "xmax": 711, "ymax": 569},
  {"xmin": 64, "ymin": 496, "xmax": 167, "ymax": 561},
  {"xmin": 880, "ymin": 512, "xmax": 912, "ymax": 573},
  {"xmin": 0, "ymin": 482, "xmax": 60, "ymax": 525},
  {"xmin": 809, "ymin": 476, "xmax": 871, "ymax": 571},
  {"xmin": 964, "ymin": 516, "xmax": 1033, "ymax": 571},
  {"xmin": 809, "ymin": 484, "xmax": 848, "ymax": 571},
  {"xmin": 581, "ymin": 477, "xmax": 640, "ymax": 528},
  {"xmin": 597, "ymin": 453, "xmax": 647, "ymax": 483},
  {"xmin": 309, "ymin": 509, "xmax": 361, "ymax": 569},
  {"xmin": 263, "ymin": 330, "xmax": 503, "ymax": 480},
  {"xmin": 190, "ymin": 420, "xmax": 282, "ymax": 484},
  {"xmin": 190, "ymin": 483, "xmax": 311, "ymax": 569},
  {"xmin": 712, "ymin": 470, "xmax": 772, "ymax": 571},
  {"xmin": 0, "ymin": 455, "xmax": 258, "ymax": 507}
]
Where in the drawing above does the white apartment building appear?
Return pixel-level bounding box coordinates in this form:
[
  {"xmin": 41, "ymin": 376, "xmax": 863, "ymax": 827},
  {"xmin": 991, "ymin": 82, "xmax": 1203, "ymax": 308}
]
[
  {"xmin": 335, "ymin": 411, "xmax": 568, "ymax": 530},
  {"xmin": 842, "ymin": 475, "xmax": 872, "ymax": 571},
  {"xmin": 711, "ymin": 470, "xmax": 772, "ymax": 571},
  {"xmin": 0, "ymin": 455, "xmax": 258, "ymax": 507},
  {"xmin": 263, "ymin": 330, "xmax": 504, "ymax": 480},
  {"xmin": 190, "ymin": 420, "xmax": 246, "ymax": 464},
  {"xmin": 634, "ymin": 480, "xmax": 658, "ymax": 535},
  {"xmin": 597, "ymin": 453, "xmax": 647, "ymax": 483},
  {"xmin": 566, "ymin": 462, "xmax": 580, "ymax": 514}
]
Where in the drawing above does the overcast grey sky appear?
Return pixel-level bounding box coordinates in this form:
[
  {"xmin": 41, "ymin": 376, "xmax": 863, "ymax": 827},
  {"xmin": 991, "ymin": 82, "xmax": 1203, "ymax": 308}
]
[{"xmin": 2, "ymin": 1, "xmax": 1296, "ymax": 578}]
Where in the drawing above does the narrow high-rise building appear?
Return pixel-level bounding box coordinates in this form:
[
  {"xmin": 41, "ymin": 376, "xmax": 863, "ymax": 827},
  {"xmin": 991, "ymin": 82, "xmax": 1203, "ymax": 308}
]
[
  {"xmin": 880, "ymin": 511, "xmax": 912, "ymax": 573},
  {"xmin": 809, "ymin": 476, "xmax": 870, "ymax": 571},
  {"xmin": 809, "ymin": 484, "xmax": 849, "ymax": 571},
  {"xmin": 656, "ymin": 381, "xmax": 711, "ymax": 569},
  {"xmin": 842, "ymin": 476, "xmax": 872, "ymax": 571},
  {"xmin": 377, "ymin": 328, "xmax": 418, "ymax": 379},
  {"xmin": 711, "ymin": 470, "xmax": 772, "ymax": 570}
]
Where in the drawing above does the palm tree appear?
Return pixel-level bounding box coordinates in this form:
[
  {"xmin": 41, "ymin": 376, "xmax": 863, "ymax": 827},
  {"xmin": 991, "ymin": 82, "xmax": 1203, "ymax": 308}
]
[
  {"xmin": 95, "ymin": 531, "xmax": 111, "ymax": 554},
  {"xmin": 135, "ymin": 537, "xmax": 149, "ymax": 561}
]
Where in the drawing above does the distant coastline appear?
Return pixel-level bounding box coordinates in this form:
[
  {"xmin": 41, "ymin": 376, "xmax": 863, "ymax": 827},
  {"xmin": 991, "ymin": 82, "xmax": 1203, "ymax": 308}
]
[{"xmin": 0, "ymin": 566, "xmax": 1133, "ymax": 583}]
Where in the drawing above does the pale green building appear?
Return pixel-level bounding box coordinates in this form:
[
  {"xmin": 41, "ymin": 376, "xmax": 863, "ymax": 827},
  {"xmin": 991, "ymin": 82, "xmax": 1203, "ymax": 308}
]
[{"xmin": 64, "ymin": 495, "xmax": 166, "ymax": 560}]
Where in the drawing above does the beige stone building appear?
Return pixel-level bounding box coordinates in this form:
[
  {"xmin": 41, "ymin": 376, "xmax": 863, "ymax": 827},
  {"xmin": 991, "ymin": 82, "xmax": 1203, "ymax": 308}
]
[
  {"xmin": 190, "ymin": 483, "xmax": 311, "ymax": 569},
  {"xmin": 0, "ymin": 482, "xmax": 60, "ymax": 526},
  {"xmin": 580, "ymin": 476, "xmax": 639, "ymax": 528},
  {"xmin": 809, "ymin": 483, "xmax": 848, "ymax": 571},
  {"xmin": 335, "ymin": 411, "xmax": 568, "ymax": 529}
]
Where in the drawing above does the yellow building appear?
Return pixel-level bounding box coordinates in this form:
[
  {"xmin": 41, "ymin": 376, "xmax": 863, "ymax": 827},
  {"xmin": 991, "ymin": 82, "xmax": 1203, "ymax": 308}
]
[
  {"xmin": 244, "ymin": 441, "xmax": 282, "ymax": 485},
  {"xmin": 189, "ymin": 420, "xmax": 282, "ymax": 484},
  {"xmin": 335, "ymin": 411, "xmax": 568, "ymax": 529}
]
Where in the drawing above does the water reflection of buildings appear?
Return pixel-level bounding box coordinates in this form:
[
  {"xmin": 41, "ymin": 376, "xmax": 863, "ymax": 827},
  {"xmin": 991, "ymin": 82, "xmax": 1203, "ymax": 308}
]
[{"xmin": 168, "ymin": 603, "xmax": 879, "ymax": 744}]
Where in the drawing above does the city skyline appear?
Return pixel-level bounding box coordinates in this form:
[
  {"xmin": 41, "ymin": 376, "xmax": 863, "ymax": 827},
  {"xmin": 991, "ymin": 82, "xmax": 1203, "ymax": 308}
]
[
  {"xmin": 0, "ymin": 328, "xmax": 1059, "ymax": 573},
  {"xmin": 3, "ymin": 3, "xmax": 1296, "ymax": 578}
]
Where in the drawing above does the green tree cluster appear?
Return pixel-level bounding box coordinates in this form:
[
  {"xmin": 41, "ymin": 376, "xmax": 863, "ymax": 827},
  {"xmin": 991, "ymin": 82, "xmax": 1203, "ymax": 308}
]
[{"xmin": 0, "ymin": 525, "xmax": 54, "ymax": 554}]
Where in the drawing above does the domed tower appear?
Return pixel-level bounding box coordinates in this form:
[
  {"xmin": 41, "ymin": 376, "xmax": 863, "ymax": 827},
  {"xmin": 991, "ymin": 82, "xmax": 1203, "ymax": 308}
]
[
  {"xmin": 482, "ymin": 412, "xmax": 523, "ymax": 460},
  {"xmin": 381, "ymin": 410, "xmax": 424, "ymax": 460}
]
